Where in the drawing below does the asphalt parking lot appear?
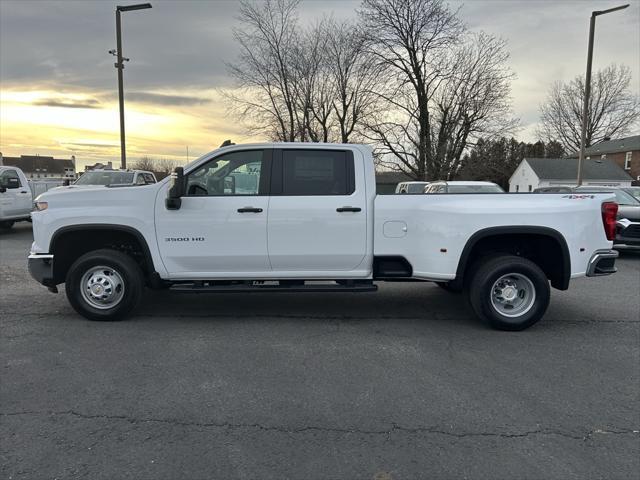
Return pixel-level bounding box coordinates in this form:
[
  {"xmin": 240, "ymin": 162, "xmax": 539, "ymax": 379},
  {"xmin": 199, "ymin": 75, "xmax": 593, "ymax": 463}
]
[{"xmin": 1, "ymin": 222, "xmax": 639, "ymax": 480}]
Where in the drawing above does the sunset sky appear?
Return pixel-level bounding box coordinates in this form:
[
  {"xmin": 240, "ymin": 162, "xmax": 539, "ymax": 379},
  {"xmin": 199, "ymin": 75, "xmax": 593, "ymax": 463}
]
[{"xmin": 1, "ymin": 0, "xmax": 639, "ymax": 170}]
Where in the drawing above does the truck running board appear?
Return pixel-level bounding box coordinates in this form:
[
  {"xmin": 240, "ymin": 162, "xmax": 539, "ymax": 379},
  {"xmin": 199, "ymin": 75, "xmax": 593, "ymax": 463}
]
[{"xmin": 169, "ymin": 281, "xmax": 377, "ymax": 294}]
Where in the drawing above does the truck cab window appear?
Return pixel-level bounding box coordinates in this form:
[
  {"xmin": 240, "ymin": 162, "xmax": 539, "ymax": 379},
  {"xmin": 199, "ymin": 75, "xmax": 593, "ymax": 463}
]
[
  {"xmin": 282, "ymin": 150, "xmax": 354, "ymax": 195},
  {"xmin": 0, "ymin": 169, "xmax": 21, "ymax": 189},
  {"xmin": 186, "ymin": 150, "xmax": 264, "ymax": 196}
]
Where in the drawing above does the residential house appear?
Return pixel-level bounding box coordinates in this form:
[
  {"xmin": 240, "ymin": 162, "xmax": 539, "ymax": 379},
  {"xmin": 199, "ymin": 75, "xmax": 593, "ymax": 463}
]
[
  {"xmin": 570, "ymin": 135, "xmax": 639, "ymax": 184},
  {"xmin": 509, "ymin": 157, "xmax": 633, "ymax": 192},
  {"xmin": 0, "ymin": 153, "xmax": 76, "ymax": 180}
]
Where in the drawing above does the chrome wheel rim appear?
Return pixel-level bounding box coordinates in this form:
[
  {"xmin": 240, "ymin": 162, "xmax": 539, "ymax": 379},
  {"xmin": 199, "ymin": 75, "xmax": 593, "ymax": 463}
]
[
  {"xmin": 490, "ymin": 273, "xmax": 536, "ymax": 318},
  {"xmin": 80, "ymin": 266, "xmax": 125, "ymax": 310}
]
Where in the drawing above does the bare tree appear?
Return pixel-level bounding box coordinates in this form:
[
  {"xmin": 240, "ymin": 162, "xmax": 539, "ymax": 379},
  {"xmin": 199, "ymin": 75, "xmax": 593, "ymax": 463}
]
[
  {"xmin": 325, "ymin": 19, "xmax": 380, "ymax": 143},
  {"xmin": 226, "ymin": 0, "xmax": 302, "ymax": 141},
  {"xmin": 156, "ymin": 158, "xmax": 180, "ymax": 175},
  {"xmin": 538, "ymin": 64, "xmax": 640, "ymax": 154},
  {"xmin": 130, "ymin": 156, "xmax": 156, "ymax": 171},
  {"xmin": 129, "ymin": 156, "xmax": 181, "ymax": 180},
  {"xmin": 292, "ymin": 19, "xmax": 335, "ymax": 142},
  {"xmin": 360, "ymin": 0, "xmax": 517, "ymax": 180},
  {"xmin": 226, "ymin": 2, "xmax": 380, "ymax": 144}
]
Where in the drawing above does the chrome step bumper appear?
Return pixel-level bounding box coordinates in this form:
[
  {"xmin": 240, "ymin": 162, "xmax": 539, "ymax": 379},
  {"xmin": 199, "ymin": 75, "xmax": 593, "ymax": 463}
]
[{"xmin": 586, "ymin": 249, "xmax": 618, "ymax": 277}]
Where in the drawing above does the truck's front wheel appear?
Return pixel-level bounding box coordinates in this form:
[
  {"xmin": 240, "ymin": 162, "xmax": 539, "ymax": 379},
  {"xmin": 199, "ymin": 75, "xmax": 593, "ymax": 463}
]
[
  {"xmin": 467, "ymin": 255, "xmax": 550, "ymax": 331},
  {"xmin": 65, "ymin": 249, "xmax": 144, "ymax": 321}
]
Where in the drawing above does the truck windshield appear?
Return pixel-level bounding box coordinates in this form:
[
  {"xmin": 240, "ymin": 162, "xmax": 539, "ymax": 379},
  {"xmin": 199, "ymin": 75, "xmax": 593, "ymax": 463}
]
[
  {"xmin": 448, "ymin": 185, "xmax": 504, "ymax": 193},
  {"xmin": 622, "ymin": 187, "xmax": 640, "ymax": 201},
  {"xmin": 75, "ymin": 171, "xmax": 135, "ymax": 186}
]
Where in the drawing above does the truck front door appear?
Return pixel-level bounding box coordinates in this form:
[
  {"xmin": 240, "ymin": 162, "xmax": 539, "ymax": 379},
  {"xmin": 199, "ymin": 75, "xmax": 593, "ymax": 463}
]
[
  {"xmin": 0, "ymin": 168, "xmax": 31, "ymax": 218},
  {"xmin": 155, "ymin": 149, "xmax": 271, "ymax": 277}
]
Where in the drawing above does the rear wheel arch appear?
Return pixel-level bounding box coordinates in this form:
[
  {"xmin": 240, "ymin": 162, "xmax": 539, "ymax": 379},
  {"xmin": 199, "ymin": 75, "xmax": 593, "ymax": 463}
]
[
  {"xmin": 49, "ymin": 224, "xmax": 155, "ymax": 284},
  {"xmin": 455, "ymin": 226, "xmax": 571, "ymax": 290}
]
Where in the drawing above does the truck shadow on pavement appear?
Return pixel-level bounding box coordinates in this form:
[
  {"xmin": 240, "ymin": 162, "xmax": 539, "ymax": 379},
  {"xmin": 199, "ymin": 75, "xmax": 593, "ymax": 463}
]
[{"xmin": 137, "ymin": 283, "xmax": 483, "ymax": 329}]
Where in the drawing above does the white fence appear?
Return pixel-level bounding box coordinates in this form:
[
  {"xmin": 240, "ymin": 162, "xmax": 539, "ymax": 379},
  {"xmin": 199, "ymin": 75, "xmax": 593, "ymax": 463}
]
[{"xmin": 28, "ymin": 180, "xmax": 65, "ymax": 199}]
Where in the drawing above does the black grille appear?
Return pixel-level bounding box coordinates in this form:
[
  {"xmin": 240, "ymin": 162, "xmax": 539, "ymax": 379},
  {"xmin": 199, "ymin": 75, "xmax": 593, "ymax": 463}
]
[{"xmin": 622, "ymin": 224, "xmax": 640, "ymax": 238}]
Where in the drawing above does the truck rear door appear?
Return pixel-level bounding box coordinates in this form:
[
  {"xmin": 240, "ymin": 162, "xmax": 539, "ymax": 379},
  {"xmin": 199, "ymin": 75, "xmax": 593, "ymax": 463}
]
[{"xmin": 267, "ymin": 148, "xmax": 367, "ymax": 271}]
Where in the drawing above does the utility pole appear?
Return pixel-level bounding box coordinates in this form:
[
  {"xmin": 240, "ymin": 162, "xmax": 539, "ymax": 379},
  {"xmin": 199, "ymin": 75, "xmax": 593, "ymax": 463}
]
[
  {"xmin": 111, "ymin": 3, "xmax": 152, "ymax": 170},
  {"xmin": 577, "ymin": 4, "xmax": 629, "ymax": 185}
]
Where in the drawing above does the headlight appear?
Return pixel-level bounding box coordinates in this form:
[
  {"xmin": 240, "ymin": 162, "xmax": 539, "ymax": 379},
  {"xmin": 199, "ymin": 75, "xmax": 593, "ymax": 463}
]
[{"xmin": 34, "ymin": 201, "xmax": 48, "ymax": 211}]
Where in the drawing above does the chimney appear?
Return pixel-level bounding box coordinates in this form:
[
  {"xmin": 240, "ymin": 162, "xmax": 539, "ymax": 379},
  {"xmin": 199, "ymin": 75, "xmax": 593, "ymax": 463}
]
[{"xmin": 0, "ymin": 152, "xmax": 3, "ymax": 166}]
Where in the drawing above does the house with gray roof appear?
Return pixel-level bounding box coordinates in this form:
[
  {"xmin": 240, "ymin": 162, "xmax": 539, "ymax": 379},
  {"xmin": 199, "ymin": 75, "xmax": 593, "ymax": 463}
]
[
  {"xmin": 569, "ymin": 135, "xmax": 640, "ymax": 184},
  {"xmin": 509, "ymin": 157, "xmax": 633, "ymax": 192},
  {"xmin": 0, "ymin": 153, "xmax": 76, "ymax": 180}
]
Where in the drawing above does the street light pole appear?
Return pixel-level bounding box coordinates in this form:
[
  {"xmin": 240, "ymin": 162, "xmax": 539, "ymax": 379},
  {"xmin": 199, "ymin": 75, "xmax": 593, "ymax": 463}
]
[
  {"xmin": 115, "ymin": 9, "xmax": 126, "ymax": 170},
  {"xmin": 577, "ymin": 4, "xmax": 629, "ymax": 185},
  {"xmin": 113, "ymin": 3, "xmax": 152, "ymax": 170}
]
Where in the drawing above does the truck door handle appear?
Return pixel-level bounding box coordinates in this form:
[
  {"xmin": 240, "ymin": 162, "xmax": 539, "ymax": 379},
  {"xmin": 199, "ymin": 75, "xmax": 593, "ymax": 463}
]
[
  {"xmin": 336, "ymin": 206, "xmax": 361, "ymax": 212},
  {"xmin": 237, "ymin": 207, "xmax": 263, "ymax": 213}
]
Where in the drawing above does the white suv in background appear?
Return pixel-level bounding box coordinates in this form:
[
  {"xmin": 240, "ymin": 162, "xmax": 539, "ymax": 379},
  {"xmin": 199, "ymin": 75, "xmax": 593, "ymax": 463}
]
[
  {"xmin": 395, "ymin": 181, "xmax": 430, "ymax": 193},
  {"xmin": 424, "ymin": 181, "xmax": 504, "ymax": 194},
  {"xmin": 0, "ymin": 166, "xmax": 33, "ymax": 229}
]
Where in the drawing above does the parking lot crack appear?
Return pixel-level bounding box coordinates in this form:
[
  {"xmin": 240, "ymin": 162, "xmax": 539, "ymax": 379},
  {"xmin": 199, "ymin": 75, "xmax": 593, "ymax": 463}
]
[{"xmin": 2, "ymin": 411, "xmax": 638, "ymax": 441}]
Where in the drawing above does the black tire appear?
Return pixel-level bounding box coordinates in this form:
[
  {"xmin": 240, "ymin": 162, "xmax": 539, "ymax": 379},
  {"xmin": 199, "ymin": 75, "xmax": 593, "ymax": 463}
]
[
  {"xmin": 65, "ymin": 249, "xmax": 144, "ymax": 321},
  {"xmin": 467, "ymin": 255, "xmax": 550, "ymax": 331},
  {"xmin": 0, "ymin": 221, "xmax": 14, "ymax": 230},
  {"xmin": 436, "ymin": 281, "xmax": 462, "ymax": 293}
]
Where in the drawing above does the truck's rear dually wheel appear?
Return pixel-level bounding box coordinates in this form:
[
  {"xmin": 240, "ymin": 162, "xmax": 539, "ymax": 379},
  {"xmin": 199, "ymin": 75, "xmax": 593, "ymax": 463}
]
[
  {"xmin": 467, "ymin": 255, "xmax": 550, "ymax": 331},
  {"xmin": 65, "ymin": 249, "xmax": 144, "ymax": 321}
]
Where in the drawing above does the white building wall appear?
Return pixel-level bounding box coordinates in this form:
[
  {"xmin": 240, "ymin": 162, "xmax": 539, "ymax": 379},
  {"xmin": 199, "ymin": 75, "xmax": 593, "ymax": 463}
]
[{"xmin": 509, "ymin": 161, "xmax": 540, "ymax": 192}]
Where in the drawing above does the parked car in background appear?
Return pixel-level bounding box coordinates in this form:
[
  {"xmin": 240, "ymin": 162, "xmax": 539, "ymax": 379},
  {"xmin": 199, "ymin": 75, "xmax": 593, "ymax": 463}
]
[
  {"xmin": 622, "ymin": 186, "xmax": 640, "ymax": 201},
  {"xmin": 424, "ymin": 181, "xmax": 504, "ymax": 194},
  {"xmin": 574, "ymin": 186, "xmax": 640, "ymax": 250},
  {"xmin": 395, "ymin": 181, "xmax": 430, "ymax": 194},
  {"xmin": 534, "ymin": 186, "xmax": 573, "ymax": 193},
  {"xmin": 0, "ymin": 166, "xmax": 32, "ymax": 230},
  {"xmin": 73, "ymin": 169, "xmax": 157, "ymax": 187}
]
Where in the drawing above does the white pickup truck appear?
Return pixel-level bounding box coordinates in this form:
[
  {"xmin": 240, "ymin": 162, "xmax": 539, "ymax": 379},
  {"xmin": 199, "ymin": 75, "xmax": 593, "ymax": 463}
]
[
  {"xmin": 28, "ymin": 143, "xmax": 620, "ymax": 330},
  {"xmin": 1, "ymin": 166, "xmax": 33, "ymax": 229}
]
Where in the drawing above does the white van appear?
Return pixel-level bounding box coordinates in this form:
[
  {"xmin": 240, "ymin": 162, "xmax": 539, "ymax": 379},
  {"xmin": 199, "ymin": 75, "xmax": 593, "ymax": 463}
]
[{"xmin": 0, "ymin": 166, "xmax": 33, "ymax": 229}]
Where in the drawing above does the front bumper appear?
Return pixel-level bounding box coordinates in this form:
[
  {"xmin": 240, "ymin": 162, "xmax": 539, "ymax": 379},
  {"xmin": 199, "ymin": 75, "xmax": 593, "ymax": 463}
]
[
  {"xmin": 586, "ymin": 249, "xmax": 618, "ymax": 277},
  {"xmin": 28, "ymin": 253, "xmax": 56, "ymax": 287}
]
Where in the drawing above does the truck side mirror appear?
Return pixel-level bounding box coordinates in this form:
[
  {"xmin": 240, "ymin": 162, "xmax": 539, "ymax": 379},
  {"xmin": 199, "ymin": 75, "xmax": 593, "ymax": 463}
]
[{"xmin": 166, "ymin": 167, "xmax": 185, "ymax": 210}]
